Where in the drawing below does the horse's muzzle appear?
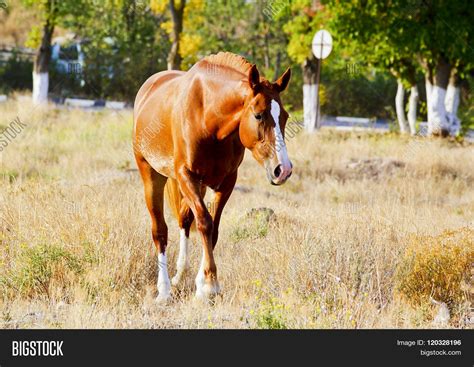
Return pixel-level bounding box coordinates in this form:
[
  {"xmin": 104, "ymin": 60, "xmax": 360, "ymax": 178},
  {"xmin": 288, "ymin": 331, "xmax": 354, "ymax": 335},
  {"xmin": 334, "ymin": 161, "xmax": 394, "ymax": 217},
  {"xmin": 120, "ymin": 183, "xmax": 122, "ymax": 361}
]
[{"xmin": 267, "ymin": 162, "xmax": 293, "ymax": 185}]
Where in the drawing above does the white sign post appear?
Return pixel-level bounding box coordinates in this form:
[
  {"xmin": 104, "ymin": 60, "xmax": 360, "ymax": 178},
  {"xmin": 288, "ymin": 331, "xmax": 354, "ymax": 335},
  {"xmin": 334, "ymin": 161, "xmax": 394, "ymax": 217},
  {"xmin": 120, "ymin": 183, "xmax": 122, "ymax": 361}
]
[{"xmin": 311, "ymin": 30, "xmax": 333, "ymax": 130}]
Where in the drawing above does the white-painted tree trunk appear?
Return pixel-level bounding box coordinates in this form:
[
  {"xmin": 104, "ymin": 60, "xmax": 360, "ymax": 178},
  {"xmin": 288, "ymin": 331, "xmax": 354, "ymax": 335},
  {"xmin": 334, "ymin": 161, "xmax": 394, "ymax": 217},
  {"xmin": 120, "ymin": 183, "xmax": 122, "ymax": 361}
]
[
  {"xmin": 407, "ymin": 85, "xmax": 419, "ymax": 135},
  {"xmin": 32, "ymin": 18, "xmax": 54, "ymax": 105},
  {"xmin": 303, "ymin": 84, "xmax": 318, "ymax": 132},
  {"xmin": 445, "ymin": 83, "xmax": 461, "ymax": 136},
  {"xmin": 428, "ymin": 85, "xmax": 448, "ymax": 135},
  {"xmin": 395, "ymin": 80, "xmax": 409, "ymax": 134},
  {"xmin": 302, "ymin": 57, "xmax": 319, "ymax": 132},
  {"xmin": 428, "ymin": 58, "xmax": 451, "ymax": 136},
  {"xmin": 425, "ymin": 78, "xmax": 433, "ymax": 132},
  {"xmin": 32, "ymin": 72, "xmax": 49, "ymax": 105}
]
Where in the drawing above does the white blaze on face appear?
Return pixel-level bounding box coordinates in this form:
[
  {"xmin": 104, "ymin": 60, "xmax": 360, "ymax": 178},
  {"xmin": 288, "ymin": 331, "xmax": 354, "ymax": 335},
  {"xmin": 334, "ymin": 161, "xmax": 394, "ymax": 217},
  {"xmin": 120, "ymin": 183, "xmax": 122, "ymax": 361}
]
[{"xmin": 270, "ymin": 100, "xmax": 292, "ymax": 179}]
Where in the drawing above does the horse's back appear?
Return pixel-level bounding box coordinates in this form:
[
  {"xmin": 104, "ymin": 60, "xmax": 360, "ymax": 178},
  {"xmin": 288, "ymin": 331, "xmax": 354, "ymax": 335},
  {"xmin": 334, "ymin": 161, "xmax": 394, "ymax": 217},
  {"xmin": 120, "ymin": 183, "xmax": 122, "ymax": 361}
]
[{"xmin": 134, "ymin": 70, "xmax": 185, "ymax": 118}]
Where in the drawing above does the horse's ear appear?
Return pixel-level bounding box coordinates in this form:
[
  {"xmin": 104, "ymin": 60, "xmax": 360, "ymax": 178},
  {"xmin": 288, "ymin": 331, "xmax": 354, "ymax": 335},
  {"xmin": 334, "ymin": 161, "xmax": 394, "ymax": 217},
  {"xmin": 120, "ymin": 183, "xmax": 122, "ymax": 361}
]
[
  {"xmin": 249, "ymin": 64, "xmax": 260, "ymax": 90},
  {"xmin": 274, "ymin": 67, "xmax": 291, "ymax": 93}
]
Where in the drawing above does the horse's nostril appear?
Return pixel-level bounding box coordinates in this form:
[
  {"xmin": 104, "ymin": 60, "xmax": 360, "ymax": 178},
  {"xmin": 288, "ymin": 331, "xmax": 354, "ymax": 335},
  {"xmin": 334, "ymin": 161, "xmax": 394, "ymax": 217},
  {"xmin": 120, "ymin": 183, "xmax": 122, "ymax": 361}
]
[{"xmin": 274, "ymin": 164, "xmax": 282, "ymax": 178}]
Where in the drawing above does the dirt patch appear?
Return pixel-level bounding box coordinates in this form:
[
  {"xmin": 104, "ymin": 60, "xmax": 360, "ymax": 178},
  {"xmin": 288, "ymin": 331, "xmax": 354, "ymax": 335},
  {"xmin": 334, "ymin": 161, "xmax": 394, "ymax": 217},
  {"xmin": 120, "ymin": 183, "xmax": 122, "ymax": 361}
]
[
  {"xmin": 297, "ymin": 157, "xmax": 406, "ymax": 182},
  {"xmin": 345, "ymin": 158, "xmax": 406, "ymax": 179}
]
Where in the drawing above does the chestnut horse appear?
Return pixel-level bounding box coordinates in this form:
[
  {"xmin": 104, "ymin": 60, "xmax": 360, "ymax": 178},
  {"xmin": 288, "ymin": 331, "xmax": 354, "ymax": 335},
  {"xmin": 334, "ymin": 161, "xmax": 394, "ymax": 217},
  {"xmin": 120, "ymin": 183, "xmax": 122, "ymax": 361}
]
[{"xmin": 133, "ymin": 52, "xmax": 292, "ymax": 302}]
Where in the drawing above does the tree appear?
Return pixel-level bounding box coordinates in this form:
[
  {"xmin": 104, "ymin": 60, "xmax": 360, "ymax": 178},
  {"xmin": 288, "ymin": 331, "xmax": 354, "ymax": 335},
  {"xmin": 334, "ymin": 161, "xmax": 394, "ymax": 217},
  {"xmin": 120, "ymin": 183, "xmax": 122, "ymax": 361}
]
[
  {"xmin": 382, "ymin": 0, "xmax": 474, "ymax": 136},
  {"xmin": 166, "ymin": 0, "xmax": 186, "ymax": 70},
  {"xmin": 151, "ymin": 0, "xmax": 188, "ymax": 70},
  {"xmin": 22, "ymin": 0, "xmax": 79, "ymax": 104},
  {"xmin": 65, "ymin": 0, "xmax": 169, "ymax": 100},
  {"xmin": 415, "ymin": 0, "xmax": 473, "ymax": 135},
  {"xmin": 161, "ymin": 0, "xmax": 292, "ymax": 80},
  {"xmin": 0, "ymin": 0, "xmax": 38, "ymax": 46},
  {"xmin": 326, "ymin": 1, "xmax": 421, "ymax": 135},
  {"xmin": 326, "ymin": 0, "xmax": 474, "ymax": 137},
  {"xmin": 24, "ymin": 0, "xmax": 55, "ymax": 104},
  {"xmin": 284, "ymin": 0, "xmax": 328, "ymax": 131}
]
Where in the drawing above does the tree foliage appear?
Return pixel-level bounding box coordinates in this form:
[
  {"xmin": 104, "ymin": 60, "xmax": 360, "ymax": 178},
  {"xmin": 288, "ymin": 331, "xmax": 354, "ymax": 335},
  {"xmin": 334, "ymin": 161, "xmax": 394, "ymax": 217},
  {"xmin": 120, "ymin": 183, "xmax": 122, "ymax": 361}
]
[{"xmin": 0, "ymin": 0, "xmax": 472, "ymax": 121}]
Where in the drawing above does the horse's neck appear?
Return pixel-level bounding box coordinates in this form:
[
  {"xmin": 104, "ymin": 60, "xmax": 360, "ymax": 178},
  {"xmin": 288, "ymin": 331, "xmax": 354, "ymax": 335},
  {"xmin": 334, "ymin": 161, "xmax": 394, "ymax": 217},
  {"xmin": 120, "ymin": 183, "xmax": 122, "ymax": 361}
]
[{"xmin": 204, "ymin": 79, "xmax": 248, "ymax": 141}]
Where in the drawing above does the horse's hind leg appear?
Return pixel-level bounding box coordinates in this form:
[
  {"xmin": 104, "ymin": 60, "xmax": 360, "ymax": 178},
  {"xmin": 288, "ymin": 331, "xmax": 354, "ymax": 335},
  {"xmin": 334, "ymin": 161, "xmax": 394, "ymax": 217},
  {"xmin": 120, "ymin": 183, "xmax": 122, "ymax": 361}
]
[
  {"xmin": 171, "ymin": 202, "xmax": 194, "ymax": 287},
  {"xmin": 171, "ymin": 185, "xmax": 206, "ymax": 287},
  {"xmin": 136, "ymin": 156, "xmax": 170, "ymax": 303}
]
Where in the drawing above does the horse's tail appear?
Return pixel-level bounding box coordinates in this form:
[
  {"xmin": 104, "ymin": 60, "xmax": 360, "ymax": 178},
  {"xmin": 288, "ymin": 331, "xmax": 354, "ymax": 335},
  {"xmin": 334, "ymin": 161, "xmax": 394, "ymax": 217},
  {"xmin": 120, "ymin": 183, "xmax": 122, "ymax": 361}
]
[
  {"xmin": 164, "ymin": 178, "xmax": 181, "ymax": 220},
  {"xmin": 164, "ymin": 178, "xmax": 198, "ymax": 231}
]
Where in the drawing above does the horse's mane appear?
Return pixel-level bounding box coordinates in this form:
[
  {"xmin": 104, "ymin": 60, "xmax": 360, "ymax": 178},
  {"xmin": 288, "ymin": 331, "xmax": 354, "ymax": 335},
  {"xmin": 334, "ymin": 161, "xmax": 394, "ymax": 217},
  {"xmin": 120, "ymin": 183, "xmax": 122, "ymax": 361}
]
[{"xmin": 201, "ymin": 52, "xmax": 253, "ymax": 76}]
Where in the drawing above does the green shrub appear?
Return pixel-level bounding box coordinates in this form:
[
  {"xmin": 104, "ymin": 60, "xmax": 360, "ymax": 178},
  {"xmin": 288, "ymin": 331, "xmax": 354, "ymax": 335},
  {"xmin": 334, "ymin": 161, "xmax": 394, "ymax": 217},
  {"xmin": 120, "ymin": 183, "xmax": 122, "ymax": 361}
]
[
  {"xmin": 230, "ymin": 208, "xmax": 274, "ymax": 243},
  {"xmin": 250, "ymin": 281, "xmax": 288, "ymax": 329},
  {"xmin": 0, "ymin": 51, "xmax": 33, "ymax": 93},
  {"xmin": 253, "ymin": 297, "xmax": 288, "ymax": 329},
  {"xmin": 1, "ymin": 244, "xmax": 84, "ymax": 299}
]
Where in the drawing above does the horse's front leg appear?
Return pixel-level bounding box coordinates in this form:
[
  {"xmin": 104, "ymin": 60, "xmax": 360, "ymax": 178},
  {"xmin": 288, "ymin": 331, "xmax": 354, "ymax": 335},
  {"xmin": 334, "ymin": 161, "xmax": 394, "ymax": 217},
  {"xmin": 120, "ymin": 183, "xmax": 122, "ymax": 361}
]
[
  {"xmin": 176, "ymin": 166, "xmax": 219, "ymax": 300},
  {"xmin": 210, "ymin": 171, "xmax": 238, "ymax": 248}
]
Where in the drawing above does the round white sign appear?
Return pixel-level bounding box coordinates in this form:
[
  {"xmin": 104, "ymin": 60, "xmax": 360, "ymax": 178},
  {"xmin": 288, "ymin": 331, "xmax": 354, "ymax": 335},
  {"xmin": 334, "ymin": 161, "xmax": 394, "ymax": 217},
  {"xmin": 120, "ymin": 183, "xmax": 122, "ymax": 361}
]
[{"xmin": 312, "ymin": 30, "xmax": 333, "ymax": 60}]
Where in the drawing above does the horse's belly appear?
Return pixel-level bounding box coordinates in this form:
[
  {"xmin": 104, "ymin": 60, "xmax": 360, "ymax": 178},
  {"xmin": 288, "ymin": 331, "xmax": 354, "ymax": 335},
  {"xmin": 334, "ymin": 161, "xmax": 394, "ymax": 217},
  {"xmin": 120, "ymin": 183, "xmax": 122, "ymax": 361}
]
[{"xmin": 144, "ymin": 153, "xmax": 175, "ymax": 179}]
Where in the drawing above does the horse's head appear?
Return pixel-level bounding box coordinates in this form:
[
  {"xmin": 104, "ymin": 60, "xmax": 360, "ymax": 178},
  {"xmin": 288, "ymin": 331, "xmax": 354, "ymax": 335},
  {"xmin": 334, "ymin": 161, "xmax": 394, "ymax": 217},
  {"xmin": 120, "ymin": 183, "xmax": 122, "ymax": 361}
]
[{"xmin": 240, "ymin": 65, "xmax": 293, "ymax": 185}]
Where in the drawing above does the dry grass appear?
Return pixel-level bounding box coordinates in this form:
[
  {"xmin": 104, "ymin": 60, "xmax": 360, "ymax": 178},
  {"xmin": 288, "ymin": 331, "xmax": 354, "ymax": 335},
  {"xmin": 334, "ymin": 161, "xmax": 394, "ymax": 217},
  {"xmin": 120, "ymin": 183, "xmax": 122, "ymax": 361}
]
[{"xmin": 0, "ymin": 96, "xmax": 473, "ymax": 329}]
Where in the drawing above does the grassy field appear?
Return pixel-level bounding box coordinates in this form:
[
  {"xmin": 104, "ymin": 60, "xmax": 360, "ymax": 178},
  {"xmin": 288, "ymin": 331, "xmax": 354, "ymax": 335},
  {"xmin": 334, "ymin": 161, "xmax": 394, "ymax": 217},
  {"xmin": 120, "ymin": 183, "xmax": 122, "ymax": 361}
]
[{"xmin": 0, "ymin": 96, "xmax": 473, "ymax": 329}]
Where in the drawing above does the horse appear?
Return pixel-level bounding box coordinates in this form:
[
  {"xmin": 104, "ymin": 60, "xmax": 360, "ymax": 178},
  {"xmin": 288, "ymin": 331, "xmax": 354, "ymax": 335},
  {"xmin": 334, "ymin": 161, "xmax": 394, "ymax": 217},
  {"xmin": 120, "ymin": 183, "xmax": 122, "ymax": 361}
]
[{"xmin": 133, "ymin": 52, "xmax": 293, "ymax": 302}]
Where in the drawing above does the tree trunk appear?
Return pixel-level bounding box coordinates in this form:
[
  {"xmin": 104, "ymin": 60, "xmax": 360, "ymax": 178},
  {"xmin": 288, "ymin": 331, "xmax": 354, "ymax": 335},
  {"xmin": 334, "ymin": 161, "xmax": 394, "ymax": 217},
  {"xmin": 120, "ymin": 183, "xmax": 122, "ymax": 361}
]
[
  {"xmin": 395, "ymin": 79, "xmax": 409, "ymax": 134},
  {"xmin": 272, "ymin": 51, "xmax": 281, "ymax": 82},
  {"xmin": 407, "ymin": 85, "xmax": 419, "ymax": 135},
  {"xmin": 445, "ymin": 68, "xmax": 461, "ymax": 136},
  {"xmin": 33, "ymin": 20, "xmax": 54, "ymax": 105},
  {"xmin": 302, "ymin": 56, "xmax": 319, "ymax": 132},
  {"xmin": 263, "ymin": 31, "xmax": 270, "ymax": 70},
  {"xmin": 167, "ymin": 0, "xmax": 186, "ymax": 70},
  {"xmin": 419, "ymin": 56, "xmax": 434, "ymax": 136},
  {"xmin": 428, "ymin": 56, "xmax": 451, "ymax": 136},
  {"xmin": 424, "ymin": 76, "xmax": 433, "ymax": 135}
]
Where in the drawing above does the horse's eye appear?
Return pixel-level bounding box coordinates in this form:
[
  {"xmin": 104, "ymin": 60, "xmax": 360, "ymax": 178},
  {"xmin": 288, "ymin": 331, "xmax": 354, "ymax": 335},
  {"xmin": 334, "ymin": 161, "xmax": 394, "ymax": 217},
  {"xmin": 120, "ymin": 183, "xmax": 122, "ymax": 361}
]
[{"xmin": 255, "ymin": 113, "xmax": 263, "ymax": 121}]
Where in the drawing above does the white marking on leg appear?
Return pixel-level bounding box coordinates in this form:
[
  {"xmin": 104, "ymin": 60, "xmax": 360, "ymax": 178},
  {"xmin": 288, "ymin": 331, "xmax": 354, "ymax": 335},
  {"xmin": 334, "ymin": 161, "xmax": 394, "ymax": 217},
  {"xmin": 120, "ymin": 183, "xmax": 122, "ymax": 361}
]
[
  {"xmin": 194, "ymin": 249, "xmax": 220, "ymax": 300},
  {"xmin": 171, "ymin": 229, "xmax": 190, "ymax": 286},
  {"xmin": 156, "ymin": 253, "xmax": 171, "ymax": 303},
  {"xmin": 195, "ymin": 249, "xmax": 206, "ymax": 299}
]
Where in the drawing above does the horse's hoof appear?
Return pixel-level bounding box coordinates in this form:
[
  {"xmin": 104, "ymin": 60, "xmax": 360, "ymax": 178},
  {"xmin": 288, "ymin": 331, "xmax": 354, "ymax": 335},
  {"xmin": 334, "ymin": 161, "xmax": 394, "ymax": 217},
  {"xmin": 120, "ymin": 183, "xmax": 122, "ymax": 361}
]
[
  {"xmin": 171, "ymin": 269, "xmax": 188, "ymax": 287},
  {"xmin": 155, "ymin": 293, "xmax": 171, "ymax": 304},
  {"xmin": 171, "ymin": 276, "xmax": 181, "ymax": 287},
  {"xmin": 195, "ymin": 281, "xmax": 221, "ymax": 302}
]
